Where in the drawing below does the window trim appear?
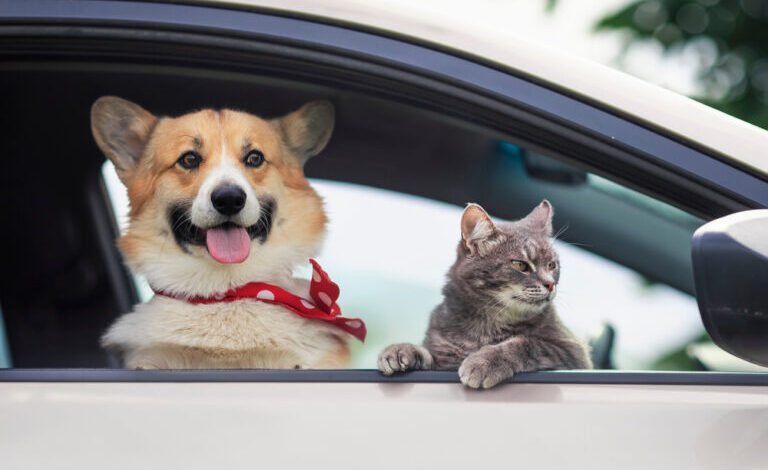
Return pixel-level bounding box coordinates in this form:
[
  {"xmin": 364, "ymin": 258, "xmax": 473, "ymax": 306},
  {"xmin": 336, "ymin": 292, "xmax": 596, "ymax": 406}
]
[
  {"xmin": 1, "ymin": 0, "xmax": 766, "ymax": 218},
  {"xmin": 1, "ymin": 369, "xmax": 767, "ymax": 386}
]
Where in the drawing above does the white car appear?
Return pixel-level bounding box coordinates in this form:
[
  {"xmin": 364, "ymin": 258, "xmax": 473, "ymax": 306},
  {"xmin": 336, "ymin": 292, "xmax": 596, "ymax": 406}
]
[{"xmin": 1, "ymin": 1, "xmax": 767, "ymax": 469}]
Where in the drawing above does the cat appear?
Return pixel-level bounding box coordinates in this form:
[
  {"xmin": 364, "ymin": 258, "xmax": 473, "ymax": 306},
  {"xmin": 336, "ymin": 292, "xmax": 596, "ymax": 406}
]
[{"xmin": 378, "ymin": 200, "xmax": 592, "ymax": 389}]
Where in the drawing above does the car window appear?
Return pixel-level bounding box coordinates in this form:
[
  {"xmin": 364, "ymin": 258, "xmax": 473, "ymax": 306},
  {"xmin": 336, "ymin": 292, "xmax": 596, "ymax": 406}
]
[
  {"xmin": 311, "ymin": 180, "xmax": 703, "ymax": 370},
  {"xmin": 101, "ymin": 147, "xmax": 707, "ymax": 371},
  {"xmin": 0, "ymin": 306, "xmax": 10, "ymax": 368}
]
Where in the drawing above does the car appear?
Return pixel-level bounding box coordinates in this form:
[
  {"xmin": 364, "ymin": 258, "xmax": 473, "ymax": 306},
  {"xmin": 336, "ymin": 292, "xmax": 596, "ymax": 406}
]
[{"xmin": 0, "ymin": 1, "xmax": 766, "ymax": 469}]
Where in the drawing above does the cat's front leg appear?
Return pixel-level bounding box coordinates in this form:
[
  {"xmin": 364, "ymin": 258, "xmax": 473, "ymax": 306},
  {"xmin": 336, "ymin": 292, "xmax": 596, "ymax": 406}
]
[
  {"xmin": 459, "ymin": 336, "xmax": 583, "ymax": 389},
  {"xmin": 378, "ymin": 343, "xmax": 434, "ymax": 375},
  {"xmin": 458, "ymin": 345, "xmax": 514, "ymax": 389}
]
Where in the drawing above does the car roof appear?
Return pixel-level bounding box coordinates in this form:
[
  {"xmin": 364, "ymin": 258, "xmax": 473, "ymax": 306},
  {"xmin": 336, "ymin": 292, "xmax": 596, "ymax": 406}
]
[{"xmin": 203, "ymin": 0, "xmax": 768, "ymax": 178}]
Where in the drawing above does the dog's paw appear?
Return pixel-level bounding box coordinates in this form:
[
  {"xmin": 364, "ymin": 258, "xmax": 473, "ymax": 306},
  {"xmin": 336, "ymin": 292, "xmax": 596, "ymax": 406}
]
[
  {"xmin": 458, "ymin": 351, "xmax": 511, "ymax": 389},
  {"xmin": 378, "ymin": 343, "xmax": 433, "ymax": 375}
]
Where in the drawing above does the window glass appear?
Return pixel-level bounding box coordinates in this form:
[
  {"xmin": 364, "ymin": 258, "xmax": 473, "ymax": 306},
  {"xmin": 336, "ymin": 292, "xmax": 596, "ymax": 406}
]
[
  {"xmin": 0, "ymin": 306, "xmax": 10, "ymax": 368},
  {"xmin": 102, "ymin": 158, "xmax": 707, "ymax": 371},
  {"xmin": 588, "ymin": 175, "xmax": 697, "ymax": 223}
]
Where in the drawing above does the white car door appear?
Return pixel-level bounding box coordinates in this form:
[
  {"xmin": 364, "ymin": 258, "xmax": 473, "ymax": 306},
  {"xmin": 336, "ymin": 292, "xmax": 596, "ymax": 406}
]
[{"xmin": 2, "ymin": 3, "xmax": 768, "ymax": 470}]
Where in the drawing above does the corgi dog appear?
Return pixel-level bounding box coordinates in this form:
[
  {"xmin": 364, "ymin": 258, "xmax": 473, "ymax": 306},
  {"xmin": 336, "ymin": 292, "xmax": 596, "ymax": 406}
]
[{"xmin": 92, "ymin": 96, "xmax": 353, "ymax": 369}]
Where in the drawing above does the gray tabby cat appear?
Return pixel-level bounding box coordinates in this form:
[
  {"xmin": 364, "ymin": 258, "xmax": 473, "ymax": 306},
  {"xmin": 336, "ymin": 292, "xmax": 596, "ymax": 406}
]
[{"xmin": 378, "ymin": 200, "xmax": 592, "ymax": 389}]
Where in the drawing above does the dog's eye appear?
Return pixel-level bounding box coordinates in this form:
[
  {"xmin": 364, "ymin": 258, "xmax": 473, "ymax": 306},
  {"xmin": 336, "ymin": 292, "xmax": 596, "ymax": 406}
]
[
  {"xmin": 177, "ymin": 151, "xmax": 202, "ymax": 170},
  {"xmin": 548, "ymin": 261, "xmax": 558, "ymax": 270},
  {"xmin": 511, "ymin": 260, "xmax": 530, "ymax": 273},
  {"xmin": 244, "ymin": 150, "xmax": 265, "ymax": 168}
]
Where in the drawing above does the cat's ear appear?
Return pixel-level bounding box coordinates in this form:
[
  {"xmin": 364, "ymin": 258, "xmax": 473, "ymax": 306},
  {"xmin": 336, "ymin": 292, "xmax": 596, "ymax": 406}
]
[
  {"xmin": 461, "ymin": 203, "xmax": 499, "ymax": 255},
  {"xmin": 521, "ymin": 200, "xmax": 554, "ymax": 237}
]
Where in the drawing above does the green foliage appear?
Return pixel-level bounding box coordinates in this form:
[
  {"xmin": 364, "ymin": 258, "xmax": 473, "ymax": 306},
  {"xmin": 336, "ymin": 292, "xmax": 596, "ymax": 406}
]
[
  {"xmin": 596, "ymin": 0, "xmax": 768, "ymax": 129},
  {"xmin": 545, "ymin": 0, "xmax": 559, "ymax": 13},
  {"xmin": 652, "ymin": 345, "xmax": 704, "ymax": 370},
  {"xmin": 651, "ymin": 332, "xmax": 709, "ymax": 371}
]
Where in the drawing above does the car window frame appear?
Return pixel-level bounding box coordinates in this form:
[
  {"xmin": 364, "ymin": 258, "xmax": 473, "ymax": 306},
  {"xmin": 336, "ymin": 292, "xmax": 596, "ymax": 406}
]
[
  {"xmin": 1, "ymin": 0, "xmax": 767, "ymax": 383},
  {"xmin": 2, "ymin": 369, "xmax": 768, "ymax": 386},
  {"xmin": 2, "ymin": 0, "xmax": 766, "ymax": 214}
]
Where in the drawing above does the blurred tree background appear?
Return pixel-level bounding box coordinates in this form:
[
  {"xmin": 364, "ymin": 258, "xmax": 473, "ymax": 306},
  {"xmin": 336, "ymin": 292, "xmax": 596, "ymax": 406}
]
[
  {"xmin": 545, "ymin": 0, "xmax": 768, "ymax": 370},
  {"xmin": 595, "ymin": 1, "xmax": 768, "ymax": 369},
  {"xmin": 550, "ymin": 0, "xmax": 768, "ymax": 129}
]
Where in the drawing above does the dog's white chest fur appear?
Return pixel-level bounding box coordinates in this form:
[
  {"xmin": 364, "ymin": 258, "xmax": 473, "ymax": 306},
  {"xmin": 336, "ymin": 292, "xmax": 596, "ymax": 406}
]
[{"xmin": 102, "ymin": 297, "xmax": 347, "ymax": 369}]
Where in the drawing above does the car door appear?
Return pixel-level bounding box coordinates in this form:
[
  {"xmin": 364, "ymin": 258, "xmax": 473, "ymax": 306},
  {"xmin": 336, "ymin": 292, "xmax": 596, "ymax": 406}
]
[{"xmin": 1, "ymin": 1, "xmax": 767, "ymax": 469}]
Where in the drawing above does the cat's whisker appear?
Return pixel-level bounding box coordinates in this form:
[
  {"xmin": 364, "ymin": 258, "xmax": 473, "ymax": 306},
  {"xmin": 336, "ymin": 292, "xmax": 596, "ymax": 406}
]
[
  {"xmin": 553, "ymin": 224, "xmax": 569, "ymax": 241},
  {"xmin": 480, "ymin": 296, "xmax": 507, "ymax": 315}
]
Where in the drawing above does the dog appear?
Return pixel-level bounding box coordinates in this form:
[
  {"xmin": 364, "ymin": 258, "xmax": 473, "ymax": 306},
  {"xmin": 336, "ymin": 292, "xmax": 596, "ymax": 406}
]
[{"xmin": 92, "ymin": 96, "xmax": 357, "ymax": 369}]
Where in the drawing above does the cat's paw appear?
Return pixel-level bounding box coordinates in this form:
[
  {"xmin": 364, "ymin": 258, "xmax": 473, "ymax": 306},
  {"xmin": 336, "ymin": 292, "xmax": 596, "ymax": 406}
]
[
  {"xmin": 378, "ymin": 343, "xmax": 433, "ymax": 375},
  {"xmin": 459, "ymin": 352, "xmax": 511, "ymax": 389}
]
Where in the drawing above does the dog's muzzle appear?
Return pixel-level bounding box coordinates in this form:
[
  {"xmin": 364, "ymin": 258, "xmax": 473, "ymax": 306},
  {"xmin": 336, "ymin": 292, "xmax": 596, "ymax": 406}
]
[
  {"xmin": 168, "ymin": 197, "xmax": 275, "ymax": 257},
  {"xmin": 211, "ymin": 185, "xmax": 247, "ymax": 216}
]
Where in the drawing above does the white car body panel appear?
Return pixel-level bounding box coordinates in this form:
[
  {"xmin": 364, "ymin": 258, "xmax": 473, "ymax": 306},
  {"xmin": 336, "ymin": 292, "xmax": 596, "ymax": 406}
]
[
  {"xmin": 2, "ymin": 381, "xmax": 767, "ymax": 470},
  {"xmin": 2, "ymin": 2, "xmax": 767, "ymax": 468}
]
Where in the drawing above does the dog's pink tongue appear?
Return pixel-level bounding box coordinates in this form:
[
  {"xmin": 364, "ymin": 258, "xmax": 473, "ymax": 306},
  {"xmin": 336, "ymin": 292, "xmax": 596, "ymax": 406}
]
[{"xmin": 205, "ymin": 226, "xmax": 251, "ymax": 264}]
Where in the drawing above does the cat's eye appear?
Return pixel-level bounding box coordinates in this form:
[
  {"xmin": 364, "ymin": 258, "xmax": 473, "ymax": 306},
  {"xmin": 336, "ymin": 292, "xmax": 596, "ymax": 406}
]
[
  {"xmin": 244, "ymin": 149, "xmax": 265, "ymax": 168},
  {"xmin": 547, "ymin": 261, "xmax": 558, "ymax": 270},
  {"xmin": 177, "ymin": 151, "xmax": 202, "ymax": 170},
  {"xmin": 511, "ymin": 260, "xmax": 530, "ymax": 273}
]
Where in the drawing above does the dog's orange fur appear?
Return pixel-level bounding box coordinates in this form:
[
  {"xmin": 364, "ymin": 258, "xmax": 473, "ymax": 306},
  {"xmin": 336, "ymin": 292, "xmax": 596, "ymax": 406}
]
[
  {"xmin": 117, "ymin": 108, "xmax": 327, "ymax": 264},
  {"xmin": 93, "ymin": 97, "xmax": 347, "ymax": 369}
]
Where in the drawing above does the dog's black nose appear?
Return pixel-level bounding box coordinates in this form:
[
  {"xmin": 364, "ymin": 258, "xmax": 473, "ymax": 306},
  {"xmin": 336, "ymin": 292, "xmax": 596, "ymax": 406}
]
[{"xmin": 211, "ymin": 185, "xmax": 246, "ymax": 216}]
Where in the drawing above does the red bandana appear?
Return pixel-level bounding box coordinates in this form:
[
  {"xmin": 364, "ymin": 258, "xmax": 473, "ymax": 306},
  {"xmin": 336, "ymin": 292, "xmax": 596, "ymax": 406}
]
[{"xmin": 153, "ymin": 259, "xmax": 366, "ymax": 342}]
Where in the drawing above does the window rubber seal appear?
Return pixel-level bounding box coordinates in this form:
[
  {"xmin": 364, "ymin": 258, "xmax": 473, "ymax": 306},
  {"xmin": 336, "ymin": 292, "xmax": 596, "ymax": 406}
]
[{"xmin": 1, "ymin": 369, "xmax": 767, "ymax": 386}]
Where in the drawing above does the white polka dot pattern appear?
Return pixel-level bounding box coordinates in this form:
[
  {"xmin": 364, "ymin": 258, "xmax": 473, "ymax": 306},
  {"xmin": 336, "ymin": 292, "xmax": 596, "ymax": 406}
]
[
  {"xmin": 317, "ymin": 292, "xmax": 332, "ymax": 307},
  {"xmin": 158, "ymin": 259, "xmax": 367, "ymax": 342},
  {"xmin": 256, "ymin": 290, "xmax": 275, "ymax": 301}
]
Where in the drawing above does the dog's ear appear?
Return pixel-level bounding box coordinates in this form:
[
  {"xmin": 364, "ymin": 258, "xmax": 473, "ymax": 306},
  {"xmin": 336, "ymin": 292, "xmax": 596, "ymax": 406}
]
[
  {"xmin": 273, "ymin": 100, "xmax": 335, "ymax": 165},
  {"xmin": 91, "ymin": 96, "xmax": 157, "ymax": 183}
]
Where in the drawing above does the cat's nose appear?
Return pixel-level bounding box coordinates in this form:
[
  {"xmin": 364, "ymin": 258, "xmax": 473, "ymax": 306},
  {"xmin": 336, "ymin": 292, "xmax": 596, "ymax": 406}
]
[{"xmin": 544, "ymin": 282, "xmax": 555, "ymax": 292}]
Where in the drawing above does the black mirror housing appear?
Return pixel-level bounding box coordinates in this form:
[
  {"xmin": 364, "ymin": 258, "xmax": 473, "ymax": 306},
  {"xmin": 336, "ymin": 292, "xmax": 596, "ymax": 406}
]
[{"xmin": 692, "ymin": 210, "xmax": 768, "ymax": 366}]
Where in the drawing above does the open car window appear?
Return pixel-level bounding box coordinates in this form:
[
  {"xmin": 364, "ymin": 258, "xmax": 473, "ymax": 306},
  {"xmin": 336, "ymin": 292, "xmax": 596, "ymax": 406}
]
[
  {"xmin": 0, "ymin": 64, "xmax": 755, "ymax": 374},
  {"xmin": 103, "ymin": 146, "xmax": 706, "ymax": 371},
  {"xmin": 2, "ymin": 0, "xmax": 765, "ymax": 378}
]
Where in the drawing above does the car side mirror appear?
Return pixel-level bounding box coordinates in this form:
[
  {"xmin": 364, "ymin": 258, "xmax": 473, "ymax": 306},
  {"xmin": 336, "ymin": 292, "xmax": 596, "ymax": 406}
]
[{"xmin": 692, "ymin": 210, "xmax": 768, "ymax": 366}]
